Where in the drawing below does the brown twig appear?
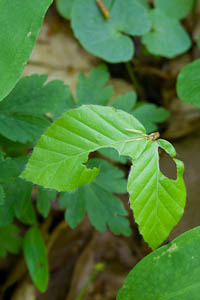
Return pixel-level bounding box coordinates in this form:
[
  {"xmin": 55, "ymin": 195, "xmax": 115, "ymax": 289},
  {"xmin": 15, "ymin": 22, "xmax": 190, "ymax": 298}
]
[{"xmin": 96, "ymin": 0, "xmax": 110, "ymax": 19}]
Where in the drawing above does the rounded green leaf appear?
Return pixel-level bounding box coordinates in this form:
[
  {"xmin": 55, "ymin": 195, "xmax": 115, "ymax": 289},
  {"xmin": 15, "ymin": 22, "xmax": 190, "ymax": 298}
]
[
  {"xmin": 21, "ymin": 105, "xmax": 147, "ymax": 191},
  {"xmin": 142, "ymin": 9, "xmax": 191, "ymax": 58},
  {"xmin": 0, "ymin": 0, "xmax": 53, "ymax": 102},
  {"xmin": 128, "ymin": 142, "xmax": 186, "ymax": 249},
  {"xmin": 177, "ymin": 59, "xmax": 200, "ymax": 107},
  {"xmin": 117, "ymin": 226, "xmax": 200, "ymax": 299},
  {"xmin": 72, "ymin": 0, "xmax": 151, "ymax": 62},
  {"xmin": 154, "ymin": 0, "xmax": 194, "ymax": 20},
  {"xmin": 56, "ymin": 0, "xmax": 75, "ymax": 19},
  {"xmin": 24, "ymin": 227, "xmax": 49, "ymax": 292}
]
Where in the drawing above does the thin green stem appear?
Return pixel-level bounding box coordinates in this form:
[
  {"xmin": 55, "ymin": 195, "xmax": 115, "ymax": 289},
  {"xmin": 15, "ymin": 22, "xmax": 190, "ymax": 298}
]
[
  {"xmin": 125, "ymin": 61, "xmax": 144, "ymax": 100},
  {"xmin": 75, "ymin": 263, "xmax": 104, "ymax": 300}
]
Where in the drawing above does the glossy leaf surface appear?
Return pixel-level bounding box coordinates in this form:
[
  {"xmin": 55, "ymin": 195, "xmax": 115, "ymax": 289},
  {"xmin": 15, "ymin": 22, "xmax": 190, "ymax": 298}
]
[
  {"xmin": 117, "ymin": 226, "xmax": 200, "ymax": 299},
  {"xmin": 128, "ymin": 141, "xmax": 186, "ymax": 249},
  {"xmin": 0, "ymin": 0, "xmax": 53, "ymax": 101},
  {"xmin": 21, "ymin": 105, "xmax": 147, "ymax": 191}
]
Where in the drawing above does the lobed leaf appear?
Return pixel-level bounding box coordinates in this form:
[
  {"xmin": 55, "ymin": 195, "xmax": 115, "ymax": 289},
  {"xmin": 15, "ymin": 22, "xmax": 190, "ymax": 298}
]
[
  {"xmin": 0, "ymin": 75, "xmax": 74, "ymax": 143},
  {"xmin": 128, "ymin": 142, "xmax": 186, "ymax": 249},
  {"xmin": 24, "ymin": 227, "xmax": 49, "ymax": 292},
  {"xmin": 142, "ymin": 9, "xmax": 191, "ymax": 58},
  {"xmin": 117, "ymin": 226, "xmax": 200, "ymax": 299},
  {"xmin": 21, "ymin": 105, "xmax": 147, "ymax": 191},
  {"xmin": 111, "ymin": 91, "xmax": 137, "ymax": 113},
  {"xmin": 60, "ymin": 159, "xmax": 131, "ymax": 236},
  {"xmin": 177, "ymin": 59, "xmax": 200, "ymax": 107},
  {"xmin": 72, "ymin": 0, "xmax": 151, "ymax": 62},
  {"xmin": 0, "ymin": 0, "xmax": 53, "ymax": 101},
  {"xmin": 77, "ymin": 65, "xmax": 113, "ymax": 106}
]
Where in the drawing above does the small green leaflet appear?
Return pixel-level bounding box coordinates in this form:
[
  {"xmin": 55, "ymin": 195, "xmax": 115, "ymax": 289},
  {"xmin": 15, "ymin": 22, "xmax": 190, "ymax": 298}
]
[
  {"xmin": 60, "ymin": 159, "xmax": 131, "ymax": 236},
  {"xmin": 0, "ymin": 0, "xmax": 53, "ymax": 102},
  {"xmin": 128, "ymin": 140, "xmax": 186, "ymax": 249},
  {"xmin": 0, "ymin": 225, "xmax": 22, "ymax": 257},
  {"xmin": 110, "ymin": 91, "xmax": 169, "ymax": 133},
  {"xmin": 56, "ymin": 0, "xmax": 75, "ymax": 19},
  {"xmin": 76, "ymin": 65, "xmax": 113, "ymax": 106},
  {"xmin": 0, "ymin": 154, "xmax": 36, "ymax": 226},
  {"xmin": 24, "ymin": 227, "xmax": 49, "ymax": 292},
  {"xmin": 21, "ymin": 105, "xmax": 147, "ymax": 191},
  {"xmin": 72, "ymin": 0, "xmax": 151, "ymax": 62},
  {"xmin": 142, "ymin": 9, "xmax": 191, "ymax": 58},
  {"xmin": 154, "ymin": 0, "xmax": 194, "ymax": 20},
  {"xmin": 117, "ymin": 226, "xmax": 200, "ymax": 300},
  {"xmin": 0, "ymin": 155, "xmax": 28, "ymax": 183},
  {"xmin": 177, "ymin": 59, "xmax": 200, "ymax": 107},
  {"xmin": 0, "ymin": 178, "xmax": 36, "ymax": 226},
  {"xmin": 111, "ymin": 91, "xmax": 137, "ymax": 113},
  {"xmin": 0, "ymin": 75, "xmax": 74, "ymax": 143},
  {"xmin": 37, "ymin": 187, "xmax": 57, "ymax": 218},
  {"xmin": 21, "ymin": 105, "xmax": 186, "ymax": 248},
  {"xmin": 132, "ymin": 103, "xmax": 170, "ymax": 133}
]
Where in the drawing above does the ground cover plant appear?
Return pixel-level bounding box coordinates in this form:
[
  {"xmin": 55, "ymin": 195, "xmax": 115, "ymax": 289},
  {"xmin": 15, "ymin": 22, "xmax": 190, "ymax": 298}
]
[{"xmin": 0, "ymin": 0, "xmax": 200, "ymax": 299}]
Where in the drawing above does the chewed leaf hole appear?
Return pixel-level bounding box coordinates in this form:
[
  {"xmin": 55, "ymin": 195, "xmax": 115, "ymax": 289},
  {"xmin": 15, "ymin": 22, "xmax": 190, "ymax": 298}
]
[{"xmin": 159, "ymin": 148, "xmax": 177, "ymax": 180}]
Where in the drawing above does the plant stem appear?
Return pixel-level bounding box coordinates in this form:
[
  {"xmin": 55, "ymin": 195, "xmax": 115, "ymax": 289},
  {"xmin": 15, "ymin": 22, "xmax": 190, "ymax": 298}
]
[
  {"xmin": 125, "ymin": 61, "xmax": 144, "ymax": 100},
  {"xmin": 75, "ymin": 263, "xmax": 104, "ymax": 300}
]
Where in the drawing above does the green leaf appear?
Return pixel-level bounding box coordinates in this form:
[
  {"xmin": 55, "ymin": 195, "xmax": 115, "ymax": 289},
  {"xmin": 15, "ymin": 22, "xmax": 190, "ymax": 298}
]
[
  {"xmin": 177, "ymin": 59, "xmax": 200, "ymax": 107},
  {"xmin": 77, "ymin": 65, "xmax": 113, "ymax": 105},
  {"xmin": 59, "ymin": 159, "xmax": 131, "ymax": 236},
  {"xmin": 0, "ymin": 184, "xmax": 5, "ymax": 205},
  {"xmin": 0, "ymin": 178, "xmax": 35, "ymax": 226},
  {"xmin": 117, "ymin": 226, "xmax": 200, "ymax": 300},
  {"xmin": 128, "ymin": 142, "xmax": 186, "ymax": 249},
  {"xmin": 132, "ymin": 103, "xmax": 170, "ymax": 133},
  {"xmin": 56, "ymin": 0, "xmax": 75, "ymax": 19},
  {"xmin": 21, "ymin": 105, "xmax": 148, "ymax": 191},
  {"xmin": 37, "ymin": 187, "xmax": 57, "ymax": 218},
  {"xmin": 24, "ymin": 227, "xmax": 49, "ymax": 292},
  {"xmin": 0, "ymin": 75, "xmax": 75, "ymax": 143},
  {"xmin": 154, "ymin": 0, "xmax": 194, "ymax": 20},
  {"xmin": 0, "ymin": 225, "xmax": 22, "ymax": 257},
  {"xmin": 72, "ymin": 0, "xmax": 151, "ymax": 62},
  {"xmin": 0, "ymin": 154, "xmax": 36, "ymax": 225},
  {"xmin": 142, "ymin": 9, "xmax": 191, "ymax": 58},
  {"xmin": 0, "ymin": 0, "xmax": 53, "ymax": 102},
  {"xmin": 0, "ymin": 155, "xmax": 27, "ymax": 183},
  {"xmin": 111, "ymin": 91, "xmax": 137, "ymax": 112},
  {"xmin": 89, "ymin": 159, "xmax": 127, "ymax": 194},
  {"xmin": 110, "ymin": 91, "xmax": 169, "ymax": 132},
  {"xmin": 98, "ymin": 148, "xmax": 128, "ymax": 164}
]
